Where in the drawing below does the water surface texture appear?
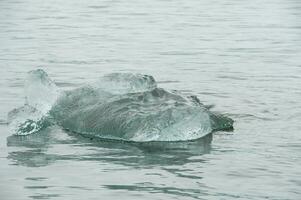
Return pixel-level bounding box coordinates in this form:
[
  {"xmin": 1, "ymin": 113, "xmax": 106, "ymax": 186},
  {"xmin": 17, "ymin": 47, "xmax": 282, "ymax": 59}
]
[{"xmin": 0, "ymin": 0, "xmax": 301, "ymax": 199}]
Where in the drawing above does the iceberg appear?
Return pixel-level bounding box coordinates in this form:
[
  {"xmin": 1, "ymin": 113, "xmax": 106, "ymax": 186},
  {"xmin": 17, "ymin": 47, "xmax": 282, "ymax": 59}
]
[{"xmin": 7, "ymin": 69, "xmax": 233, "ymax": 142}]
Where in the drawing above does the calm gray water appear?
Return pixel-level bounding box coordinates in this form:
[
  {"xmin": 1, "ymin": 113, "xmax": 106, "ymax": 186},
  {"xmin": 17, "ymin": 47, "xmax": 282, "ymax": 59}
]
[{"xmin": 1, "ymin": 0, "xmax": 301, "ymax": 199}]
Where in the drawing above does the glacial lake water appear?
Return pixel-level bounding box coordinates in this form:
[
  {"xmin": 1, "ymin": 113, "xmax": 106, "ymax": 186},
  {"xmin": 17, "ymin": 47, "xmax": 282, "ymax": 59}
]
[{"xmin": 0, "ymin": 0, "xmax": 301, "ymax": 199}]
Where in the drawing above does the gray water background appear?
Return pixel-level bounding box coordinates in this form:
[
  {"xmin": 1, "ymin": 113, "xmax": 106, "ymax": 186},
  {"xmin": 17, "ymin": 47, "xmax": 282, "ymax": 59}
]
[{"xmin": 0, "ymin": 0, "xmax": 301, "ymax": 199}]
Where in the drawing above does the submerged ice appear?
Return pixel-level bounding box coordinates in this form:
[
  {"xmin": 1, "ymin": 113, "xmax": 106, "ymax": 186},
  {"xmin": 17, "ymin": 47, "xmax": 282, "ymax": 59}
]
[{"xmin": 8, "ymin": 69, "xmax": 233, "ymax": 142}]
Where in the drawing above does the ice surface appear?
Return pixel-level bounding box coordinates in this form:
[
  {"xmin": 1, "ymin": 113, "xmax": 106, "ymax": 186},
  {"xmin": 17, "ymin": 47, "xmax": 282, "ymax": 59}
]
[
  {"xmin": 8, "ymin": 69, "xmax": 233, "ymax": 141},
  {"xmin": 51, "ymin": 87, "xmax": 213, "ymax": 141},
  {"xmin": 25, "ymin": 69, "xmax": 60, "ymax": 114},
  {"xmin": 92, "ymin": 73, "xmax": 157, "ymax": 94},
  {"xmin": 7, "ymin": 105, "xmax": 49, "ymax": 135},
  {"xmin": 7, "ymin": 69, "xmax": 59, "ymax": 135}
]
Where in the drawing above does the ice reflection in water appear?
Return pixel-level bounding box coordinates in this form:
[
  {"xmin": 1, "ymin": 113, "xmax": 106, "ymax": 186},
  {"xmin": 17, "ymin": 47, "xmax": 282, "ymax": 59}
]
[
  {"xmin": 7, "ymin": 127, "xmax": 212, "ymax": 168},
  {"xmin": 6, "ymin": 127, "xmax": 212, "ymax": 199}
]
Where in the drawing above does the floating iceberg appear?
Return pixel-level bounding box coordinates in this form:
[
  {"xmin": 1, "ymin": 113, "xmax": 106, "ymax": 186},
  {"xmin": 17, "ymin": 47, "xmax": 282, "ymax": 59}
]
[{"xmin": 7, "ymin": 69, "xmax": 233, "ymax": 142}]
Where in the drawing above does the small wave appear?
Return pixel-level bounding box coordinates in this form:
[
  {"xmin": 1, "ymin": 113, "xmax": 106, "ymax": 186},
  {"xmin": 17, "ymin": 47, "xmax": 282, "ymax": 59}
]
[
  {"xmin": 217, "ymin": 75, "xmax": 248, "ymax": 81},
  {"xmin": 227, "ymin": 113, "xmax": 274, "ymax": 121},
  {"xmin": 0, "ymin": 119, "xmax": 8, "ymax": 125}
]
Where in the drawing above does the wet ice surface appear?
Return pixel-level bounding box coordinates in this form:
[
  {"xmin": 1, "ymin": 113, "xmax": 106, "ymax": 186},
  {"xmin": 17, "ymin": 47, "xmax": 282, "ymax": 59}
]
[
  {"xmin": 9, "ymin": 69, "xmax": 232, "ymax": 141},
  {"xmin": 1, "ymin": 0, "xmax": 301, "ymax": 199}
]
